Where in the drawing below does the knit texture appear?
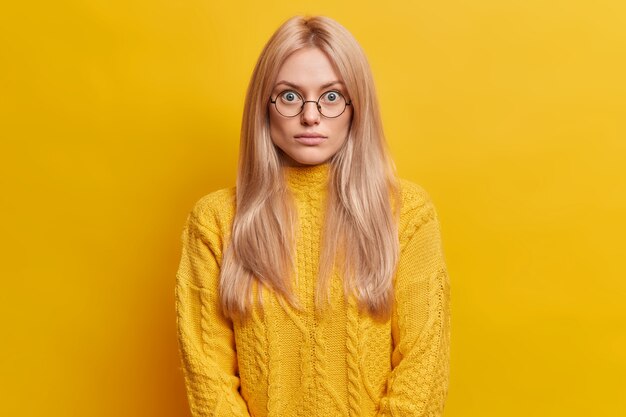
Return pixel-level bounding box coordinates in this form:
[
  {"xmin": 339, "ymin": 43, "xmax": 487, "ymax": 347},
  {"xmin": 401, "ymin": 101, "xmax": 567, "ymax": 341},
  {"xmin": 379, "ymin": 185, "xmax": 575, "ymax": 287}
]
[{"xmin": 175, "ymin": 162, "xmax": 451, "ymax": 417}]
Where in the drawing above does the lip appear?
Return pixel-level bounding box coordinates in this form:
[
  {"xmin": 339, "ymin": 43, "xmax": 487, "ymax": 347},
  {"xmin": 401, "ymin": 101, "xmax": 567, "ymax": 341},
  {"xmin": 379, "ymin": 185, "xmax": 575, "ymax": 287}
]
[{"xmin": 294, "ymin": 133, "xmax": 327, "ymax": 146}]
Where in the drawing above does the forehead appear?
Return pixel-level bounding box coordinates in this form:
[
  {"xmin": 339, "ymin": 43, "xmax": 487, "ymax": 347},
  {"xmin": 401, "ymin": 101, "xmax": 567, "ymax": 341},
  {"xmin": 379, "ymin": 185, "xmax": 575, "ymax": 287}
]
[{"xmin": 275, "ymin": 47, "xmax": 342, "ymax": 88}]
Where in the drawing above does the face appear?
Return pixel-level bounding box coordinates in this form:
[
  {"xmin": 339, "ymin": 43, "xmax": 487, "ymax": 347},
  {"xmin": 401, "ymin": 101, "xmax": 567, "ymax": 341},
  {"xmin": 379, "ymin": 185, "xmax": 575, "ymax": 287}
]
[{"xmin": 269, "ymin": 47, "xmax": 352, "ymax": 167}]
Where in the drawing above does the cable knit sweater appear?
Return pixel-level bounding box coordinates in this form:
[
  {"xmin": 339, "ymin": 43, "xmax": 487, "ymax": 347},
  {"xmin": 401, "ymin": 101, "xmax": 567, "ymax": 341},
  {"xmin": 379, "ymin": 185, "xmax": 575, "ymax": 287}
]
[{"xmin": 175, "ymin": 162, "xmax": 451, "ymax": 417}]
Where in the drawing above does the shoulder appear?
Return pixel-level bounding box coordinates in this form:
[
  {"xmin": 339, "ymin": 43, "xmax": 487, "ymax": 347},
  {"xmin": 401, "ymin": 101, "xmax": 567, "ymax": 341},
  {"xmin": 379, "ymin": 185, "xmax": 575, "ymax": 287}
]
[
  {"xmin": 187, "ymin": 186, "xmax": 237, "ymax": 240},
  {"xmin": 397, "ymin": 178, "xmax": 432, "ymax": 213},
  {"xmin": 397, "ymin": 177, "xmax": 436, "ymax": 220},
  {"xmin": 396, "ymin": 178, "xmax": 439, "ymax": 245}
]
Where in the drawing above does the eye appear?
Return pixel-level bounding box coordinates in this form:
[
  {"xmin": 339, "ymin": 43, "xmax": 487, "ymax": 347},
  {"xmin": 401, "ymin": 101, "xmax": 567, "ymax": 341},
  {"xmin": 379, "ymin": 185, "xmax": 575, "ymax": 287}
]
[
  {"xmin": 321, "ymin": 91, "xmax": 341, "ymax": 103},
  {"xmin": 280, "ymin": 90, "xmax": 300, "ymax": 103}
]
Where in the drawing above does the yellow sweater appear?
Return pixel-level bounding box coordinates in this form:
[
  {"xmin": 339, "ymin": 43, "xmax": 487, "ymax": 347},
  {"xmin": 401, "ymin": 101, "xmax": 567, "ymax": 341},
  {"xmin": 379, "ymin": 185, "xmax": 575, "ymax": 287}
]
[{"xmin": 175, "ymin": 162, "xmax": 451, "ymax": 417}]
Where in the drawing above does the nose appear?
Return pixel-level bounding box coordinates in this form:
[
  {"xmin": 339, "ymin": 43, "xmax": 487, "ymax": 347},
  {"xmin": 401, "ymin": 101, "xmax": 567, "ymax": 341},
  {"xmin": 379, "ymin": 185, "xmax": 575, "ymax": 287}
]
[{"xmin": 300, "ymin": 101, "xmax": 321, "ymax": 125}]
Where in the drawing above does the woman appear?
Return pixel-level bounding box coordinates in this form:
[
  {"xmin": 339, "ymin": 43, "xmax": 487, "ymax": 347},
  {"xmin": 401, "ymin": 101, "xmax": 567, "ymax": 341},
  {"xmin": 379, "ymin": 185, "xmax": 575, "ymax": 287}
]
[{"xmin": 176, "ymin": 15, "xmax": 451, "ymax": 417}]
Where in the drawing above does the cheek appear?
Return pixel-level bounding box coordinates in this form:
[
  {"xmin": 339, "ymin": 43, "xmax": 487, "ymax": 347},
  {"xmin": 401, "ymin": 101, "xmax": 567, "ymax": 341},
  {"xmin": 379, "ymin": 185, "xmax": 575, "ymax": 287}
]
[
  {"xmin": 269, "ymin": 112, "xmax": 291, "ymax": 138},
  {"xmin": 268, "ymin": 112, "xmax": 283, "ymax": 142},
  {"xmin": 338, "ymin": 108, "xmax": 353, "ymax": 134},
  {"xmin": 333, "ymin": 117, "xmax": 352, "ymax": 138}
]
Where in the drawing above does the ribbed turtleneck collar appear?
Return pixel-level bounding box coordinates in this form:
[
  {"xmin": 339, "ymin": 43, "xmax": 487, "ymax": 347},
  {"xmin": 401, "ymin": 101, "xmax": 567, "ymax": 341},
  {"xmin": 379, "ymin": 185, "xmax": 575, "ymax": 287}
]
[{"xmin": 283, "ymin": 161, "xmax": 331, "ymax": 197}]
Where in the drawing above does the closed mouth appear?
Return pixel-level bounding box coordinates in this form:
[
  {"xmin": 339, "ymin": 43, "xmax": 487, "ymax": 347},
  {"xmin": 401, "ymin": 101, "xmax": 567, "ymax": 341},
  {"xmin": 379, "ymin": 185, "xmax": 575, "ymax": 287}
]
[{"xmin": 294, "ymin": 133, "xmax": 327, "ymax": 138}]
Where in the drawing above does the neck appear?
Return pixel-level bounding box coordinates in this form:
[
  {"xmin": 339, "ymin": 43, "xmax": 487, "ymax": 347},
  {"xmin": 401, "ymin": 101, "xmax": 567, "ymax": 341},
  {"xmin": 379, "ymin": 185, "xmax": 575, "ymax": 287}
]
[{"xmin": 283, "ymin": 161, "xmax": 331, "ymax": 196}]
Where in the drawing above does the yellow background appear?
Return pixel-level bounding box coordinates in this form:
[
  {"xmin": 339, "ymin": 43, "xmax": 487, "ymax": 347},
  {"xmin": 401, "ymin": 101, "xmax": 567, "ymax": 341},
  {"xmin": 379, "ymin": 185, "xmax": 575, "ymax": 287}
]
[{"xmin": 1, "ymin": 1, "xmax": 624, "ymax": 416}]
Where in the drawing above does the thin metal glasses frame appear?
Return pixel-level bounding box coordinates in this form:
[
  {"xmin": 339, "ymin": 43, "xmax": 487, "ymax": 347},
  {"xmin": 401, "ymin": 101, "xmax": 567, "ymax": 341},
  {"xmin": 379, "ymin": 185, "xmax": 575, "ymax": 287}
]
[{"xmin": 269, "ymin": 90, "xmax": 352, "ymax": 118}]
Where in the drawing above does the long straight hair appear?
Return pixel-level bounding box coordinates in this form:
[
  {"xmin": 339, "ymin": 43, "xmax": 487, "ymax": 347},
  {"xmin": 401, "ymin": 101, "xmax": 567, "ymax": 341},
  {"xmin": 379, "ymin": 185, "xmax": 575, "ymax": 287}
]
[{"xmin": 219, "ymin": 15, "xmax": 401, "ymax": 320}]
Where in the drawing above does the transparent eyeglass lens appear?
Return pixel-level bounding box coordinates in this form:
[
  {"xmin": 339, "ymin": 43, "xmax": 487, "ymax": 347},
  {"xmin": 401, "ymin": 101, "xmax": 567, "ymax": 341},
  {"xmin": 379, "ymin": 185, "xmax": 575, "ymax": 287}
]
[{"xmin": 276, "ymin": 91, "xmax": 347, "ymax": 117}]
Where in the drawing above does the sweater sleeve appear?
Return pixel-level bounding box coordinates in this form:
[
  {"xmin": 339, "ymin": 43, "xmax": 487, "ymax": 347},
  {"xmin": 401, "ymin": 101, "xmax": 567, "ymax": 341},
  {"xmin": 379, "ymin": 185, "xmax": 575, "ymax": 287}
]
[
  {"xmin": 175, "ymin": 208, "xmax": 251, "ymax": 417},
  {"xmin": 376, "ymin": 196, "xmax": 451, "ymax": 417}
]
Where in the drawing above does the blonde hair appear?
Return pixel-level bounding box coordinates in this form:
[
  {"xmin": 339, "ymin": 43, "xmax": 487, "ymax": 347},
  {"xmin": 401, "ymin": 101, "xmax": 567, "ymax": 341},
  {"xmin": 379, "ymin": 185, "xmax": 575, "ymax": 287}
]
[{"xmin": 220, "ymin": 15, "xmax": 401, "ymax": 320}]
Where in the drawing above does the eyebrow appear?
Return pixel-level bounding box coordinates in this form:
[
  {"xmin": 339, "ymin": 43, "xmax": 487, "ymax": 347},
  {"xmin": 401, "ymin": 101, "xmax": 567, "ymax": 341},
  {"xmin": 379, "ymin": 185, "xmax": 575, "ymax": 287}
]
[{"xmin": 274, "ymin": 80, "xmax": 345, "ymax": 90}]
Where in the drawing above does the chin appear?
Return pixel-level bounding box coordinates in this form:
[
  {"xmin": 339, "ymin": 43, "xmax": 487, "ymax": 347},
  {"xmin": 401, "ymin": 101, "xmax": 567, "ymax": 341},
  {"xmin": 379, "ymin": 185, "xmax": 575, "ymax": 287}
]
[
  {"xmin": 281, "ymin": 148, "xmax": 333, "ymax": 166},
  {"xmin": 291, "ymin": 154, "xmax": 331, "ymax": 166}
]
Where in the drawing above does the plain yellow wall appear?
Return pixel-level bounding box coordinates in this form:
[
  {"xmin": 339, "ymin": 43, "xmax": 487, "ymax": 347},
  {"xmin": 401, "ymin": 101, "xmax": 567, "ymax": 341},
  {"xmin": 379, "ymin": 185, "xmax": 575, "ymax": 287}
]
[{"xmin": 1, "ymin": 1, "xmax": 624, "ymax": 416}]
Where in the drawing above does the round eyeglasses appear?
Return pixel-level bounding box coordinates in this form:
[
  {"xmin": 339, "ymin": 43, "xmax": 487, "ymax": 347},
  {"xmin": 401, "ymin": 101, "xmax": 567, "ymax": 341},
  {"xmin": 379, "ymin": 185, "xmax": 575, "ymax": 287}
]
[{"xmin": 270, "ymin": 90, "xmax": 351, "ymax": 118}]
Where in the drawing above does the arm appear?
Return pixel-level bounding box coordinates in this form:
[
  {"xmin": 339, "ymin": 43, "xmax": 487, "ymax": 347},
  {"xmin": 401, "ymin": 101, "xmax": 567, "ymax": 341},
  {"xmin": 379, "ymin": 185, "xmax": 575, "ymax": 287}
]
[
  {"xmin": 376, "ymin": 198, "xmax": 452, "ymax": 417},
  {"xmin": 175, "ymin": 208, "xmax": 251, "ymax": 417}
]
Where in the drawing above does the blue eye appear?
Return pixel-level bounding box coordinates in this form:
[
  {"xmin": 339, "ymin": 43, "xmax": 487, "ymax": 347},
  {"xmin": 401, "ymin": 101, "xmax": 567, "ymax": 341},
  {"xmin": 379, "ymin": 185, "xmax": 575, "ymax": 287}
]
[
  {"xmin": 281, "ymin": 91, "xmax": 299, "ymax": 102},
  {"xmin": 321, "ymin": 91, "xmax": 344, "ymax": 104}
]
